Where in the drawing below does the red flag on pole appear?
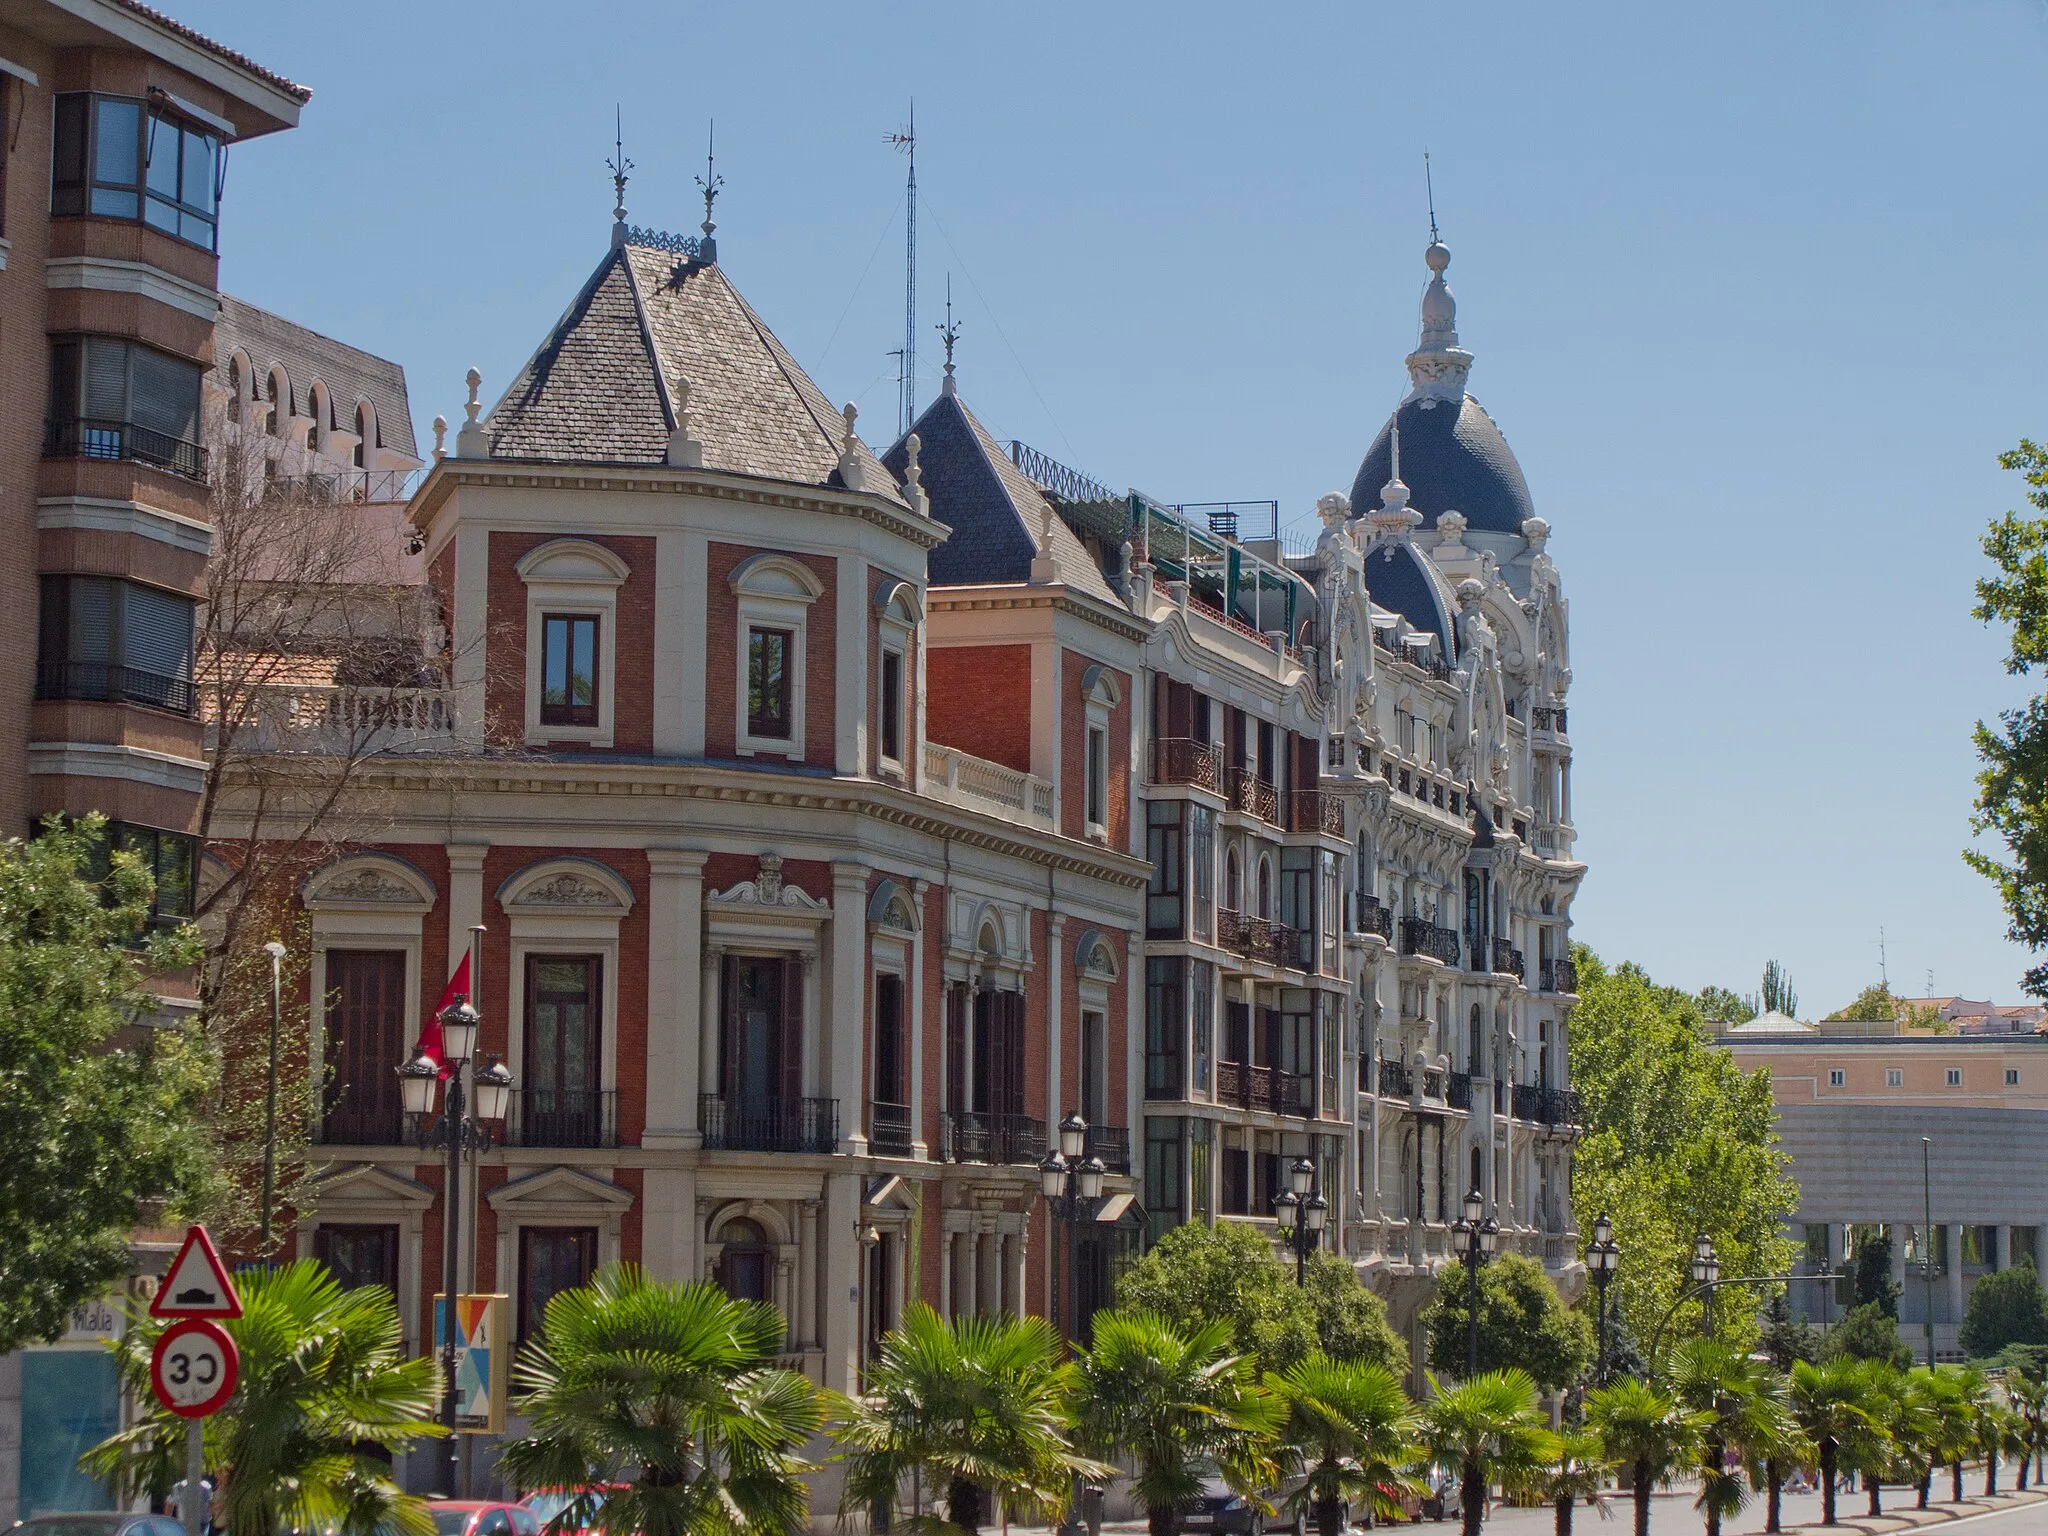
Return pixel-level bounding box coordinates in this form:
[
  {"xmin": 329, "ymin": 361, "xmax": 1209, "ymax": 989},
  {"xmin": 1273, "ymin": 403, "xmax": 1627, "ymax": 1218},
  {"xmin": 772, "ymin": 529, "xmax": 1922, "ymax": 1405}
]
[{"xmin": 416, "ymin": 951, "xmax": 471, "ymax": 1078}]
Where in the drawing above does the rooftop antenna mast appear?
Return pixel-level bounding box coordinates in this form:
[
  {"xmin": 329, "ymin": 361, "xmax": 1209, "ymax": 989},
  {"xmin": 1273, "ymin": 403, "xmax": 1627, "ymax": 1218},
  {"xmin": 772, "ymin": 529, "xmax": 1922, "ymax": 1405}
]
[
  {"xmin": 1880, "ymin": 926, "xmax": 1889, "ymax": 989},
  {"xmin": 887, "ymin": 102, "xmax": 917, "ymax": 435},
  {"xmin": 1425, "ymin": 149, "xmax": 1439, "ymax": 243}
]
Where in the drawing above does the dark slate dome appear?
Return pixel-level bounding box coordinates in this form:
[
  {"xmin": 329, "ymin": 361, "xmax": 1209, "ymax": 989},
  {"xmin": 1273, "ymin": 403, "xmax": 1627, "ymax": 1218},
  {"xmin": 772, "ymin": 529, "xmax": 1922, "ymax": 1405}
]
[
  {"xmin": 1362, "ymin": 540, "xmax": 1456, "ymax": 660},
  {"xmin": 1350, "ymin": 393, "xmax": 1535, "ymax": 536}
]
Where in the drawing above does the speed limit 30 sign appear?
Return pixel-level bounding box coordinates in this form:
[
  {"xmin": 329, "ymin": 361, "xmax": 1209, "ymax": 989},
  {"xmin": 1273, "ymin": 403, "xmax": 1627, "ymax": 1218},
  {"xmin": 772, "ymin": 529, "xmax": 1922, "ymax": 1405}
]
[{"xmin": 151, "ymin": 1318, "xmax": 238, "ymax": 1418}]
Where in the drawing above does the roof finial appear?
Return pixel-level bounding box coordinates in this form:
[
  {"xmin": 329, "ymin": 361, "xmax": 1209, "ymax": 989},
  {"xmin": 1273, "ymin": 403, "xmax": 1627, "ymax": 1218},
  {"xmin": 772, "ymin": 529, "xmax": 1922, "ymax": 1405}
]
[
  {"xmin": 903, "ymin": 431, "xmax": 927, "ymax": 516},
  {"xmin": 1367, "ymin": 423, "xmax": 1421, "ymax": 540},
  {"xmin": 696, "ymin": 119, "xmax": 723, "ymax": 263},
  {"xmin": 666, "ymin": 374, "xmax": 703, "ymax": 468},
  {"xmin": 1404, "ymin": 168, "xmax": 1474, "ymax": 406},
  {"xmin": 455, "ymin": 368, "xmax": 487, "ymax": 458},
  {"xmin": 1425, "ymin": 149, "xmax": 1440, "ymax": 246},
  {"xmin": 608, "ymin": 107, "xmax": 634, "ymax": 250},
  {"xmin": 937, "ymin": 274, "xmax": 960, "ymax": 397},
  {"xmin": 431, "ymin": 414, "xmax": 447, "ymax": 462}
]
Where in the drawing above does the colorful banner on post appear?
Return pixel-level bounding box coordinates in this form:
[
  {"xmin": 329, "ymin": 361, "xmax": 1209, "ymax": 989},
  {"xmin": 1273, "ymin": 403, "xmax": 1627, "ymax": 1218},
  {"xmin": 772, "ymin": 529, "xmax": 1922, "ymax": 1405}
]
[{"xmin": 432, "ymin": 1293, "xmax": 508, "ymax": 1433}]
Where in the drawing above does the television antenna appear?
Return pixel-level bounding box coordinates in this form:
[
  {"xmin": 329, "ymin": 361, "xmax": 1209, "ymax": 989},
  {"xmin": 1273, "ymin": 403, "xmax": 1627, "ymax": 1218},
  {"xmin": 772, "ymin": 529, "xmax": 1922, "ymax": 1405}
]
[{"xmin": 886, "ymin": 103, "xmax": 917, "ymax": 435}]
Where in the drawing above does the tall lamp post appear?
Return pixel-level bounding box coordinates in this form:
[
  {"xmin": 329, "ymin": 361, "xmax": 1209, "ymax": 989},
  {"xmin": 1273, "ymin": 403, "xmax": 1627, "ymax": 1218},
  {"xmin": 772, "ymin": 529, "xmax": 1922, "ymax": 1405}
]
[
  {"xmin": 1690, "ymin": 1233, "xmax": 1722, "ymax": 1338},
  {"xmin": 397, "ymin": 994, "xmax": 513, "ymax": 1498},
  {"xmin": 1587, "ymin": 1212, "xmax": 1620, "ymax": 1383},
  {"xmin": 258, "ymin": 939, "xmax": 288, "ymax": 1259},
  {"xmin": 1917, "ymin": 1137, "xmax": 1939, "ymax": 1370},
  {"xmin": 1273, "ymin": 1156, "xmax": 1327, "ymax": 1285},
  {"xmin": 1038, "ymin": 1112, "xmax": 1106, "ymax": 1343},
  {"xmin": 1450, "ymin": 1186, "xmax": 1499, "ymax": 1378}
]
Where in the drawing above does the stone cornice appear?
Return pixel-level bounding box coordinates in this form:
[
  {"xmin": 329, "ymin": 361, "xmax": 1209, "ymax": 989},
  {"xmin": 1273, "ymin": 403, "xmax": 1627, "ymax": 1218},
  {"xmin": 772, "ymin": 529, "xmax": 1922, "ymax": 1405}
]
[
  {"xmin": 926, "ymin": 583, "xmax": 1151, "ymax": 644},
  {"xmin": 410, "ymin": 460, "xmax": 949, "ymax": 552},
  {"xmin": 216, "ymin": 755, "xmax": 1153, "ymax": 889}
]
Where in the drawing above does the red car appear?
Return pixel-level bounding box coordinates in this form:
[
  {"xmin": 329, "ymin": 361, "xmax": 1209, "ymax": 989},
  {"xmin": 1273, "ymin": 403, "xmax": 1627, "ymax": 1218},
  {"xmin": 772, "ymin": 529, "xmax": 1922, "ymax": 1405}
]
[
  {"xmin": 521, "ymin": 1487, "xmax": 624, "ymax": 1535},
  {"xmin": 425, "ymin": 1502, "xmax": 542, "ymax": 1536}
]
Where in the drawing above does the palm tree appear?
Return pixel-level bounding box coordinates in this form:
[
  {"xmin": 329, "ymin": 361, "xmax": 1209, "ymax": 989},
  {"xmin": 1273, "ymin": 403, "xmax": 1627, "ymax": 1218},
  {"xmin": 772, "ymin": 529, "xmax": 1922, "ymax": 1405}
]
[
  {"xmin": 83, "ymin": 1259, "xmax": 441, "ymax": 1536},
  {"xmin": 1938, "ymin": 1366, "xmax": 1989, "ymax": 1501},
  {"xmin": 1788, "ymin": 1358, "xmax": 1887, "ymax": 1527},
  {"xmin": 1266, "ymin": 1354, "xmax": 1419, "ymax": 1536},
  {"xmin": 1971, "ymin": 1373, "xmax": 2014, "ymax": 1496},
  {"xmin": 1856, "ymin": 1364, "xmax": 1906, "ymax": 1517},
  {"xmin": 1423, "ymin": 1369, "xmax": 1561, "ymax": 1536},
  {"xmin": 2007, "ymin": 1371, "xmax": 2048, "ymax": 1491},
  {"xmin": 1888, "ymin": 1368, "xmax": 1945, "ymax": 1511},
  {"xmin": 831, "ymin": 1302, "xmax": 1102, "ymax": 1536},
  {"xmin": 1671, "ymin": 1342, "xmax": 1797, "ymax": 1536},
  {"xmin": 499, "ymin": 1264, "xmax": 822, "ymax": 1536},
  {"xmin": 1069, "ymin": 1311, "xmax": 1280, "ymax": 1536},
  {"xmin": 1532, "ymin": 1429, "xmax": 1611, "ymax": 1536},
  {"xmin": 1584, "ymin": 1377, "xmax": 1705, "ymax": 1536}
]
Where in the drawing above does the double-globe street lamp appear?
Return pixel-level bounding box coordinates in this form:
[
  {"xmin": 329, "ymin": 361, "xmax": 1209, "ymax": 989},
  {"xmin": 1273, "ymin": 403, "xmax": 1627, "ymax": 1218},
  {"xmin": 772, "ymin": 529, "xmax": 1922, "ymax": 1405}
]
[
  {"xmin": 1690, "ymin": 1233, "xmax": 1722, "ymax": 1338},
  {"xmin": 1039, "ymin": 1112, "xmax": 1107, "ymax": 1342},
  {"xmin": 1450, "ymin": 1186, "xmax": 1500, "ymax": 1378},
  {"xmin": 397, "ymin": 994, "xmax": 514, "ymax": 1498},
  {"xmin": 1587, "ymin": 1212, "xmax": 1621, "ymax": 1383},
  {"xmin": 1273, "ymin": 1156, "xmax": 1327, "ymax": 1284}
]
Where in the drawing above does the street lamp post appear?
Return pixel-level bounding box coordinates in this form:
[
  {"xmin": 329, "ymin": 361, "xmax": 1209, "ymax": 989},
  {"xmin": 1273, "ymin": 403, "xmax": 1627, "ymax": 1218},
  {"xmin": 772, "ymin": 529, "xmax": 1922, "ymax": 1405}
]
[
  {"xmin": 1690, "ymin": 1233, "xmax": 1722, "ymax": 1339},
  {"xmin": 258, "ymin": 939, "xmax": 288, "ymax": 1260},
  {"xmin": 1450, "ymin": 1185, "xmax": 1500, "ymax": 1379},
  {"xmin": 1038, "ymin": 1112, "xmax": 1106, "ymax": 1344},
  {"xmin": 1587, "ymin": 1211, "xmax": 1621, "ymax": 1384},
  {"xmin": 397, "ymin": 994, "xmax": 513, "ymax": 1499},
  {"xmin": 1273, "ymin": 1156, "xmax": 1326, "ymax": 1285},
  {"xmin": 1919, "ymin": 1138, "xmax": 1938, "ymax": 1371}
]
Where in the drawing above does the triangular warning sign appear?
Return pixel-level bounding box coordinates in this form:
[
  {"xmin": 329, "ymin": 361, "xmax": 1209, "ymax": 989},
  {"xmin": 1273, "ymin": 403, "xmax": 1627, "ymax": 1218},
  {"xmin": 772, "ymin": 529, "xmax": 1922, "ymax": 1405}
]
[{"xmin": 150, "ymin": 1225, "xmax": 242, "ymax": 1319}]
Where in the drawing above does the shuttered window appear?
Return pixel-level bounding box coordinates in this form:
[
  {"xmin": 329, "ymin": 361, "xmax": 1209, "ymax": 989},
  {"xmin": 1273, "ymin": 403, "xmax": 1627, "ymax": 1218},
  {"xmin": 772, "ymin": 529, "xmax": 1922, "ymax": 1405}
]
[
  {"xmin": 37, "ymin": 575, "xmax": 194, "ymax": 714},
  {"xmin": 45, "ymin": 335, "xmax": 204, "ymax": 478}
]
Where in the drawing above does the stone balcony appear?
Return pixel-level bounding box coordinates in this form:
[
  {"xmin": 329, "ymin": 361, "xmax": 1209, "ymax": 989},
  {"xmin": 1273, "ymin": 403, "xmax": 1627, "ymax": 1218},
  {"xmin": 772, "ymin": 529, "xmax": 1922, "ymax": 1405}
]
[{"xmin": 922, "ymin": 741, "xmax": 1056, "ymax": 833}]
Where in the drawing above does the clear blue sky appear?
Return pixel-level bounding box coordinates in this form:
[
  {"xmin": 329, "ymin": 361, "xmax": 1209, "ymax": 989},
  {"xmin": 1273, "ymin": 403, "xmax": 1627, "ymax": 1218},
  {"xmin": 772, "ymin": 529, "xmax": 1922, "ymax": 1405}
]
[{"xmin": 181, "ymin": 0, "xmax": 2048, "ymax": 1016}]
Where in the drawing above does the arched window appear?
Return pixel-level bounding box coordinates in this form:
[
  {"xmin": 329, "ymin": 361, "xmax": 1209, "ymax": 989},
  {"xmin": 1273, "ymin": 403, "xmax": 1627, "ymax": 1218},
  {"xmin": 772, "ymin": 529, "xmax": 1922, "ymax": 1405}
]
[
  {"xmin": 1256, "ymin": 857, "xmax": 1273, "ymax": 920},
  {"xmin": 306, "ymin": 386, "xmax": 325, "ymax": 454},
  {"xmin": 227, "ymin": 355, "xmax": 244, "ymax": 413},
  {"xmin": 353, "ymin": 403, "xmax": 370, "ymax": 469},
  {"xmin": 1468, "ymin": 1005, "xmax": 1484, "ymax": 1073},
  {"xmin": 1224, "ymin": 849, "xmax": 1241, "ymax": 913},
  {"xmin": 1469, "ymin": 1144, "xmax": 1483, "ymax": 1197},
  {"xmin": 265, "ymin": 370, "xmax": 284, "ymax": 437},
  {"xmin": 715, "ymin": 1217, "xmax": 771, "ymax": 1302}
]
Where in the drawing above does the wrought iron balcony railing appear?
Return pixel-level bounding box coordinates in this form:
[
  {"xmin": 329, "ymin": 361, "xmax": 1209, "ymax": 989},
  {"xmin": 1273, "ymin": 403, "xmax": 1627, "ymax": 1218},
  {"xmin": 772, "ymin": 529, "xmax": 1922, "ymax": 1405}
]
[
  {"xmin": 44, "ymin": 415, "xmax": 208, "ymax": 481},
  {"xmin": 869, "ymin": 1100, "xmax": 913, "ymax": 1156},
  {"xmin": 1226, "ymin": 766, "xmax": 1280, "ymax": 825},
  {"xmin": 1398, "ymin": 916, "xmax": 1461, "ymax": 966},
  {"xmin": 1540, "ymin": 958, "xmax": 1580, "ymax": 994},
  {"xmin": 37, "ymin": 661, "xmax": 193, "ymax": 716},
  {"xmin": 1151, "ymin": 736, "xmax": 1220, "ymax": 792},
  {"xmin": 508, "ymin": 1088, "xmax": 618, "ymax": 1149},
  {"xmin": 700, "ymin": 1094, "xmax": 839, "ymax": 1153},
  {"xmin": 1491, "ymin": 939, "xmax": 1525, "ymax": 980},
  {"xmin": 937, "ymin": 1110, "xmax": 1046, "ymax": 1166}
]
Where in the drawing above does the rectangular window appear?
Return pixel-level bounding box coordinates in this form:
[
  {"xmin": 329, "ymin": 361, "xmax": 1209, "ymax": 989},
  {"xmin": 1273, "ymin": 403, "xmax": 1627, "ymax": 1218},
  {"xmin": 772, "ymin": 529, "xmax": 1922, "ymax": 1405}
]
[
  {"xmin": 322, "ymin": 949, "xmax": 407, "ymax": 1143},
  {"xmin": 879, "ymin": 649, "xmax": 903, "ymax": 762},
  {"xmin": 44, "ymin": 335, "xmax": 205, "ymax": 479},
  {"xmin": 2015, "ymin": 1227, "xmax": 2039, "ymax": 1267},
  {"xmin": 1828, "ymin": 1068, "xmax": 1845, "ymax": 1087},
  {"xmin": 1189, "ymin": 803, "xmax": 1214, "ymax": 942},
  {"xmin": 1189, "ymin": 960, "xmax": 1213, "ymax": 1095},
  {"xmin": 1188, "ymin": 1118, "xmax": 1212, "ymax": 1223},
  {"xmin": 1146, "ymin": 799, "xmax": 1183, "ymax": 938},
  {"xmin": 1221, "ymin": 1128, "xmax": 1248, "ymax": 1216},
  {"xmin": 1803, "ymin": 1224, "xmax": 1830, "ymax": 1269},
  {"xmin": 1886, "ymin": 1068, "xmax": 1904, "ymax": 1087},
  {"xmin": 1963, "ymin": 1225, "xmax": 1998, "ymax": 1267},
  {"xmin": 40, "ymin": 576, "xmax": 198, "ymax": 713},
  {"xmin": 1145, "ymin": 956, "xmax": 1184, "ymax": 1100},
  {"xmin": 518, "ymin": 1226, "xmax": 597, "ymax": 1345},
  {"xmin": 871, "ymin": 973, "xmax": 908, "ymax": 1153},
  {"xmin": 1086, "ymin": 725, "xmax": 1108, "ymax": 828},
  {"xmin": 1947, "ymin": 1067, "xmax": 1963, "ymax": 1087},
  {"xmin": 51, "ymin": 93, "xmax": 220, "ymax": 249},
  {"xmin": 314, "ymin": 1224, "xmax": 398, "ymax": 1295},
  {"xmin": 1081, "ymin": 1010, "xmax": 1106, "ymax": 1126},
  {"xmin": 747, "ymin": 626, "xmax": 793, "ymax": 737},
  {"xmin": 540, "ymin": 613, "xmax": 599, "ymax": 727},
  {"xmin": 2009, "ymin": 1068, "xmax": 2022, "ymax": 1087},
  {"xmin": 1280, "ymin": 848, "xmax": 1314, "ymax": 970},
  {"xmin": 1145, "ymin": 1117, "xmax": 1184, "ymax": 1245},
  {"xmin": 524, "ymin": 955, "xmax": 604, "ymax": 1146}
]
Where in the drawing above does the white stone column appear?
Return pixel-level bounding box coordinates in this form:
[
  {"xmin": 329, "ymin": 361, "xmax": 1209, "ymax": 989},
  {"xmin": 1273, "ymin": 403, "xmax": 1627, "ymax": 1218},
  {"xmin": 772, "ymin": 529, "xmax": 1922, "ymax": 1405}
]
[
  {"xmin": 1046, "ymin": 912, "xmax": 1066, "ymax": 1128},
  {"xmin": 821, "ymin": 1171, "xmax": 863, "ymax": 1393},
  {"xmin": 2001, "ymin": 1225, "xmax": 2015, "ymax": 1272},
  {"xmin": 830, "ymin": 863, "xmax": 871, "ymax": 1154},
  {"xmin": 798, "ymin": 1199, "xmax": 821, "ymax": 1350},
  {"xmin": 911, "ymin": 879, "xmax": 930, "ymax": 1157},
  {"xmin": 835, "ymin": 554, "xmax": 868, "ymax": 775},
  {"xmin": 962, "ymin": 1231, "xmax": 981, "ymax": 1317},
  {"xmin": 938, "ymin": 1230, "xmax": 955, "ymax": 1319},
  {"xmin": 1889, "ymin": 1223, "xmax": 1908, "ymax": 1296},
  {"xmin": 700, "ymin": 945, "xmax": 723, "ymax": 1133},
  {"xmin": 450, "ymin": 525, "xmax": 490, "ymax": 748},
  {"xmin": 1946, "ymin": 1225, "xmax": 1966, "ymax": 1326},
  {"xmin": 645, "ymin": 850, "xmax": 707, "ymax": 1148}
]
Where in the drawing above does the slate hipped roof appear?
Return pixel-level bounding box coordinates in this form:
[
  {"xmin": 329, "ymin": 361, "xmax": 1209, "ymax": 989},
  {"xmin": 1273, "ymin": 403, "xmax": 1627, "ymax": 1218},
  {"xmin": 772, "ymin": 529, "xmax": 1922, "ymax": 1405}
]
[
  {"xmin": 484, "ymin": 240, "xmax": 902, "ymax": 504},
  {"xmin": 879, "ymin": 388, "xmax": 1118, "ymax": 604}
]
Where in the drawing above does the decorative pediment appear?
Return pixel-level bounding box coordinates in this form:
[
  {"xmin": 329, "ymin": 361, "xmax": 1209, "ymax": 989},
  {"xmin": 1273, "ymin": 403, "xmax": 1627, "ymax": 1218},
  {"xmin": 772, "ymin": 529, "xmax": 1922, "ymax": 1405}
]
[
  {"xmin": 497, "ymin": 858, "xmax": 635, "ymax": 915},
  {"xmin": 710, "ymin": 854, "xmax": 829, "ymax": 911},
  {"xmin": 866, "ymin": 878, "xmax": 920, "ymax": 933},
  {"xmin": 314, "ymin": 1163, "xmax": 434, "ymax": 1210},
  {"xmin": 303, "ymin": 854, "xmax": 436, "ymax": 911},
  {"xmin": 729, "ymin": 552, "xmax": 824, "ymax": 603},
  {"xmin": 1073, "ymin": 927, "xmax": 1119, "ymax": 981},
  {"xmin": 864, "ymin": 1174, "xmax": 915, "ymax": 1212},
  {"xmin": 488, "ymin": 1165, "xmax": 636, "ymax": 1215},
  {"xmin": 515, "ymin": 538, "xmax": 630, "ymax": 586}
]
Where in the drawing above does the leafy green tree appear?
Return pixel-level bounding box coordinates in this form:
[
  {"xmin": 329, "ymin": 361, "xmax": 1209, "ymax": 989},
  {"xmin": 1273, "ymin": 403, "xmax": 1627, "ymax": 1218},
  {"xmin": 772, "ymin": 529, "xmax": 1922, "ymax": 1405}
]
[
  {"xmin": 1114, "ymin": 1222, "xmax": 1404, "ymax": 1374},
  {"xmin": 1851, "ymin": 1235, "xmax": 1901, "ymax": 1317},
  {"xmin": 1759, "ymin": 1296, "xmax": 1820, "ymax": 1372},
  {"xmin": 1969, "ymin": 439, "xmax": 2048, "ymax": 998},
  {"xmin": 1422, "ymin": 1252, "xmax": 1593, "ymax": 1392},
  {"xmin": 1266, "ymin": 1355, "xmax": 1419, "ymax": 1536},
  {"xmin": 1568, "ymin": 948, "xmax": 1799, "ymax": 1355},
  {"xmin": 1696, "ymin": 987, "xmax": 1756, "ymax": 1025},
  {"xmin": 1422, "ymin": 1369, "xmax": 1560, "ymax": 1536},
  {"xmin": 86, "ymin": 1260, "xmax": 440, "ymax": 1536},
  {"xmin": 1961, "ymin": 1262, "xmax": 2048, "ymax": 1358},
  {"xmin": 1532, "ymin": 1428, "xmax": 1610, "ymax": 1536},
  {"xmin": 1824, "ymin": 1302, "xmax": 1912, "ymax": 1369},
  {"xmin": 831, "ymin": 1301, "xmax": 1098, "ymax": 1535},
  {"xmin": 1583, "ymin": 1378, "xmax": 1704, "ymax": 1536},
  {"xmin": 1761, "ymin": 960, "xmax": 1798, "ymax": 1018},
  {"xmin": 1068, "ymin": 1311, "xmax": 1279, "ymax": 1536},
  {"xmin": 1824, "ymin": 984, "xmax": 1900, "ymax": 1024},
  {"xmin": 0, "ymin": 815, "xmax": 215, "ymax": 1352},
  {"xmin": 1789, "ymin": 1358, "xmax": 1889, "ymax": 1527},
  {"xmin": 503, "ymin": 1265, "xmax": 821, "ymax": 1536}
]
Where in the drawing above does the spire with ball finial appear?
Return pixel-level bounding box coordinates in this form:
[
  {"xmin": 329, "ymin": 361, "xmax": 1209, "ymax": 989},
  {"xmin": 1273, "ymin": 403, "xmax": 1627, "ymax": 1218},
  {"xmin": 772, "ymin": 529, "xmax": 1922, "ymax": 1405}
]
[{"xmin": 1404, "ymin": 168, "xmax": 1475, "ymax": 404}]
